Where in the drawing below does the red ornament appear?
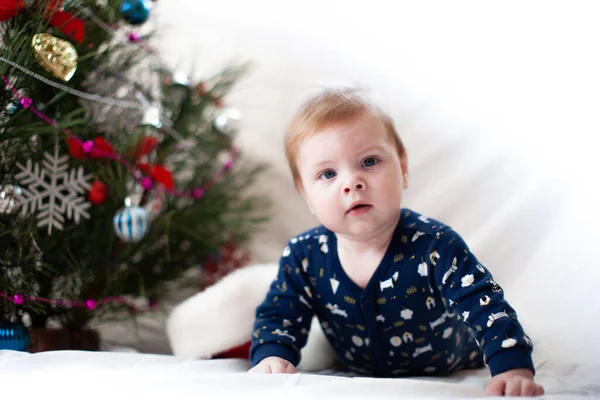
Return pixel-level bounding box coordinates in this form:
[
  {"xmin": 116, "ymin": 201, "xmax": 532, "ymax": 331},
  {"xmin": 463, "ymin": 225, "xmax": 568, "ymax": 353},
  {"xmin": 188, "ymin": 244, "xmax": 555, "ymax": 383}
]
[
  {"xmin": 88, "ymin": 180, "xmax": 108, "ymax": 205},
  {"xmin": 0, "ymin": 0, "xmax": 85, "ymax": 43}
]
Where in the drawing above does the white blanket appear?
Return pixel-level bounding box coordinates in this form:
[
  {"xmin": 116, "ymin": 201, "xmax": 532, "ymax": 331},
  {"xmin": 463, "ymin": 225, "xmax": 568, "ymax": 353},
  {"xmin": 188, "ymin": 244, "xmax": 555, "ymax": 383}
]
[{"xmin": 0, "ymin": 350, "xmax": 597, "ymax": 399}]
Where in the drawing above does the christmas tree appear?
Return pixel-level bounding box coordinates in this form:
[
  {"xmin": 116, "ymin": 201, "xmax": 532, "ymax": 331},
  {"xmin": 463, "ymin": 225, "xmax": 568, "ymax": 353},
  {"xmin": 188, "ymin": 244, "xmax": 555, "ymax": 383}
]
[{"xmin": 0, "ymin": 0, "xmax": 269, "ymax": 350}]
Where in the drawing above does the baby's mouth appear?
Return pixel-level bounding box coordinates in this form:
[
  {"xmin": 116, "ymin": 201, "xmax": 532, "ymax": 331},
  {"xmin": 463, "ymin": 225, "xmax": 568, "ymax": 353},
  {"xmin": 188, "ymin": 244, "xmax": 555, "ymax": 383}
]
[{"xmin": 346, "ymin": 203, "xmax": 372, "ymax": 215}]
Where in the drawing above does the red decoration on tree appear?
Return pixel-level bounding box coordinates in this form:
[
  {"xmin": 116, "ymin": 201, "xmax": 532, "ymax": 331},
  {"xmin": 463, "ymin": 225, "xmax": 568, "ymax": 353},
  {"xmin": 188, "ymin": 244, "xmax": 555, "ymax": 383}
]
[
  {"xmin": 88, "ymin": 180, "xmax": 108, "ymax": 205},
  {"xmin": 131, "ymin": 136, "xmax": 158, "ymax": 160},
  {"xmin": 88, "ymin": 137, "xmax": 116, "ymax": 160},
  {"xmin": 135, "ymin": 163, "xmax": 174, "ymax": 191},
  {"xmin": 66, "ymin": 137, "xmax": 86, "ymax": 160},
  {"xmin": 0, "ymin": 0, "xmax": 85, "ymax": 43},
  {"xmin": 149, "ymin": 164, "xmax": 174, "ymax": 191},
  {"xmin": 67, "ymin": 137, "xmax": 117, "ymax": 160},
  {"xmin": 136, "ymin": 162, "xmax": 150, "ymax": 173}
]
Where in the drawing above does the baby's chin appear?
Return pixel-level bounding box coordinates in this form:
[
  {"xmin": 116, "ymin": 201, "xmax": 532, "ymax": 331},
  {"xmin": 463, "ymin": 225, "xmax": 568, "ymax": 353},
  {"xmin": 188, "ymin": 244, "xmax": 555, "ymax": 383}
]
[{"xmin": 334, "ymin": 222, "xmax": 390, "ymax": 240}]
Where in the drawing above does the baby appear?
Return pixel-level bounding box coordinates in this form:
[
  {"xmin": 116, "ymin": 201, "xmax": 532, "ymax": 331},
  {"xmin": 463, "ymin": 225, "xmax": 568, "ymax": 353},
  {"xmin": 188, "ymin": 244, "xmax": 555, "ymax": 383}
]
[{"xmin": 249, "ymin": 88, "xmax": 544, "ymax": 397}]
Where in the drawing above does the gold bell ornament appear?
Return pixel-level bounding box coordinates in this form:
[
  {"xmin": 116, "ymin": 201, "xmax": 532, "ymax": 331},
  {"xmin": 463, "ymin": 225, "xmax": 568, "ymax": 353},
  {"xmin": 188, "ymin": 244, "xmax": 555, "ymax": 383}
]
[{"xmin": 31, "ymin": 33, "xmax": 78, "ymax": 82}]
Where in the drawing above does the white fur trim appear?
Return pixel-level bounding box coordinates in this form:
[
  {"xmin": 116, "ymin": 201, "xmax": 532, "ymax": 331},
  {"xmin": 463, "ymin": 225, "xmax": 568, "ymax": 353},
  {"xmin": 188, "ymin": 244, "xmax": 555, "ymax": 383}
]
[{"xmin": 166, "ymin": 263, "xmax": 335, "ymax": 371}]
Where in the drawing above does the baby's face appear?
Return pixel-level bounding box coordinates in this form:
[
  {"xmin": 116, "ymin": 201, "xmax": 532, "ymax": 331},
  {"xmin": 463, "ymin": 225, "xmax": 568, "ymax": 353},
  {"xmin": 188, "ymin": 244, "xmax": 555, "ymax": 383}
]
[{"xmin": 297, "ymin": 112, "xmax": 407, "ymax": 240}]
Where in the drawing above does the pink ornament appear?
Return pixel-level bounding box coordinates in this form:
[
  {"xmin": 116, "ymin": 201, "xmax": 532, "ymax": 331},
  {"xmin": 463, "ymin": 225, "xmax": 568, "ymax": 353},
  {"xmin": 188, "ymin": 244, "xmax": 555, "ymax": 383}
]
[
  {"xmin": 141, "ymin": 177, "xmax": 153, "ymax": 189},
  {"xmin": 20, "ymin": 98, "xmax": 32, "ymax": 108},
  {"xmin": 12, "ymin": 294, "xmax": 24, "ymax": 305},
  {"xmin": 192, "ymin": 188, "xmax": 204, "ymax": 199},
  {"xmin": 82, "ymin": 140, "xmax": 94, "ymax": 153},
  {"xmin": 128, "ymin": 32, "xmax": 141, "ymax": 42},
  {"xmin": 223, "ymin": 160, "xmax": 233, "ymax": 171},
  {"xmin": 85, "ymin": 299, "xmax": 97, "ymax": 310}
]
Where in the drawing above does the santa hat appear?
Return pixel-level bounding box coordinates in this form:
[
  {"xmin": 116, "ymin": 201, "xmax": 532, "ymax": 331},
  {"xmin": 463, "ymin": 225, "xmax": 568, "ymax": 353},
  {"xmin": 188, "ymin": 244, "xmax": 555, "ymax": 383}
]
[{"xmin": 166, "ymin": 263, "xmax": 335, "ymax": 372}]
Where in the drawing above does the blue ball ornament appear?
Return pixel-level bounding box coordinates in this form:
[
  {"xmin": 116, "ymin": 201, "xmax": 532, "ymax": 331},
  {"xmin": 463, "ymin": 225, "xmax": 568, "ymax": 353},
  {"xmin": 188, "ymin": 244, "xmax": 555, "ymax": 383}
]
[
  {"xmin": 113, "ymin": 206, "xmax": 150, "ymax": 243},
  {"xmin": 0, "ymin": 322, "xmax": 30, "ymax": 351},
  {"xmin": 7, "ymin": 101, "xmax": 19, "ymax": 115},
  {"xmin": 120, "ymin": 0, "xmax": 153, "ymax": 25}
]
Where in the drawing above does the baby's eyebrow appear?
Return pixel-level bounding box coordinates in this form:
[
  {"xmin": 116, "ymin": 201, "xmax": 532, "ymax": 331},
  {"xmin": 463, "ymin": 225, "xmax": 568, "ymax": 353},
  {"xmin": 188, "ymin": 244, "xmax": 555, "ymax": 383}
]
[
  {"xmin": 357, "ymin": 145, "xmax": 386, "ymax": 155},
  {"xmin": 311, "ymin": 160, "xmax": 333, "ymax": 168}
]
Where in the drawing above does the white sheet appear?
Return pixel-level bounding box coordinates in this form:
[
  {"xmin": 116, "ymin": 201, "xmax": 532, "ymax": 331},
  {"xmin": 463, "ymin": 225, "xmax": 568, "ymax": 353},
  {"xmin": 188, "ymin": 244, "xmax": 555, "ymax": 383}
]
[{"xmin": 1, "ymin": 350, "xmax": 598, "ymax": 399}]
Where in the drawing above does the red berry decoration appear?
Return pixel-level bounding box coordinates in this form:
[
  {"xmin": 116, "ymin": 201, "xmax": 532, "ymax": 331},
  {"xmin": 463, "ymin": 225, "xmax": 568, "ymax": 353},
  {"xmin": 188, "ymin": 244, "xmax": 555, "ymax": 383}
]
[{"xmin": 88, "ymin": 180, "xmax": 108, "ymax": 205}]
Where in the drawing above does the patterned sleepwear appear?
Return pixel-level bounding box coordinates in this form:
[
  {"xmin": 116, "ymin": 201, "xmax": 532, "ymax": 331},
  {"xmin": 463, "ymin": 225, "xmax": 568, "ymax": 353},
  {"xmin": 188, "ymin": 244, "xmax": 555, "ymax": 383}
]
[{"xmin": 250, "ymin": 209, "xmax": 534, "ymax": 377}]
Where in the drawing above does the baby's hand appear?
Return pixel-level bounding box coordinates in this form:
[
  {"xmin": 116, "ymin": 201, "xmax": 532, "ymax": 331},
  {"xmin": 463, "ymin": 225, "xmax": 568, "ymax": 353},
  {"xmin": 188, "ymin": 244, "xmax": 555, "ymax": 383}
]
[
  {"xmin": 486, "ymin": 368, "xmax": 544, "ymax": 397},
  {"xmin": 248, "ymin": 356, "xmax": 297, "ymax": 374}
]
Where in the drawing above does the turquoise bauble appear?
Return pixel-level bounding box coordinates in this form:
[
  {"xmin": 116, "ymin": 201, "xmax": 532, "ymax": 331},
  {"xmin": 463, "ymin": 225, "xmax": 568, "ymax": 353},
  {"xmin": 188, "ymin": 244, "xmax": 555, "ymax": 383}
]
[
  {"xmin": 113, "ymin": 206, "xmax": 149, "ymax": 243},
  {"xmin": 120, "ymin": 0, "xmax": 152, "ymax": 25}
]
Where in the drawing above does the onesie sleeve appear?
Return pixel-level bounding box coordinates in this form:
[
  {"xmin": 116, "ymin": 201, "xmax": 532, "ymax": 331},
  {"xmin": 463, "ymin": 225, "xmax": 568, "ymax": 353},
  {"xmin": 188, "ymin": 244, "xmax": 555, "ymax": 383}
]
[
  {"xmin": 428, "ymin": 227, "xmax": 535, "ymax": 376},
  {"xmin": 249, "ymin": 240, "xmax": 314, "ymax": 367}
]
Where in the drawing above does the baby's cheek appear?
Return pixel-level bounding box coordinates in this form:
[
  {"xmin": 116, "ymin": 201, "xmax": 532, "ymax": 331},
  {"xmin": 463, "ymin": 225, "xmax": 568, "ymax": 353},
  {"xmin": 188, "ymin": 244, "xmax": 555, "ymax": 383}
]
[
  {"xmin": 324, "ymin": 197, "xmax": 342, "ymax": 215},
  {"xmin": 316, "ymin": 199, "xmax": 340, "ymax": 224}
]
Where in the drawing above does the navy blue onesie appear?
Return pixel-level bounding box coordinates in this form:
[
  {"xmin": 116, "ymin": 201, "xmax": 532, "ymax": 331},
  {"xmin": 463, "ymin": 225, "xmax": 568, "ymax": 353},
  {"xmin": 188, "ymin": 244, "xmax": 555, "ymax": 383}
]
[{"xmin": 251, "ymin": 209, "xmax": 534, "ymax": 377}]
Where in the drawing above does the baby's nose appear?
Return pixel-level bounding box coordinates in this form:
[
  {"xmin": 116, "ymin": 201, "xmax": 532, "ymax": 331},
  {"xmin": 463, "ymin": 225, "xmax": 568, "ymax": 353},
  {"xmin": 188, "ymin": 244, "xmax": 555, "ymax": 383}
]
[{"xmin": 344, "ymin": 182, "xmax": 364, "ymax": 194}]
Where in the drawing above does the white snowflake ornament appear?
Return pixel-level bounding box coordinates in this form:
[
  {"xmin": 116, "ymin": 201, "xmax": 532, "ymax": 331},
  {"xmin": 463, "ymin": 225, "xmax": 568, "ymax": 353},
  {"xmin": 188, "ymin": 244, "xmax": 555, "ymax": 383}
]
[{"xmin": 16, "ymin": 145, "xmax": 92, "ymax": 234}]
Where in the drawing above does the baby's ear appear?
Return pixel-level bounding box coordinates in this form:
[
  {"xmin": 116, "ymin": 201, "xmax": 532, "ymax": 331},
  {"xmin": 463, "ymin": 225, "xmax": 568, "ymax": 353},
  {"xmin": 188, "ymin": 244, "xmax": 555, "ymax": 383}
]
[
  {"xmin": 401, "ymin": 153, "xmax": 409, "ymax": 189},
  {"xmin": 294, "ymin": 177, "xmax": 304, "ymax": 192}
]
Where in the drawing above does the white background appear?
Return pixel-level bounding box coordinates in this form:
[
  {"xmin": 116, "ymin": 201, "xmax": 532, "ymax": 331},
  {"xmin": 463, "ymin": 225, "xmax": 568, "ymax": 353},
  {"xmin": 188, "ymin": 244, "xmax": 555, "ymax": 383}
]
[{"xmin": 149, "ymin": 0, "xmax": 600, "ymax": 365}]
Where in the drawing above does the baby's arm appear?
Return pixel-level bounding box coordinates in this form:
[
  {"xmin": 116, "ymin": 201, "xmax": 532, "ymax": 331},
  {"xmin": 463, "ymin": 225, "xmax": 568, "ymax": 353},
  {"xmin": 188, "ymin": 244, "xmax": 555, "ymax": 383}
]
[
  {"xmin": 429, "ymin": 227, "xmax": 543, "ymax": 396},
  {"xmin": 249, "ymin": 241, "xmax": 314, "ymax": 372}
]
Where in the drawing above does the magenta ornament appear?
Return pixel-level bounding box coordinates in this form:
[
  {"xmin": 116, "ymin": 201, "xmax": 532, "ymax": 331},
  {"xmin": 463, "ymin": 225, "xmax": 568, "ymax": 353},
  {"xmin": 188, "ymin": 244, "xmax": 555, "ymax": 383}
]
[
  {"xmin": 19, "ymin": 98, "xmax": 32, "ymax": 108},
  {"xmin": 82, "ymin": 140, "xmax": 94, "ymax": 153},
  {"xmin": 12, "ymin": 294, "xmax": 24, "ymax": 305},
  {"xmin": 141, "ymin": 177, "xmax": 153, "ymax": 189},
  {"xmin": 85, "ymin": 299, "xmax": 97, "ymax": 310}
]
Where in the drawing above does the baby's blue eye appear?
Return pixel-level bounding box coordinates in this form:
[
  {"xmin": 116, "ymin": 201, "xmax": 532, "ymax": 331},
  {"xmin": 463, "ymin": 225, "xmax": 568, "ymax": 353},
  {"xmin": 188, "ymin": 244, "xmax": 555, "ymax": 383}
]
[
  {"xmin": 319, "ymin": 170, "xmax": 336, "ymax": 180},
  {"xmin": 362, "ymin": 157, "xmax": 379, "ymax": 167}
]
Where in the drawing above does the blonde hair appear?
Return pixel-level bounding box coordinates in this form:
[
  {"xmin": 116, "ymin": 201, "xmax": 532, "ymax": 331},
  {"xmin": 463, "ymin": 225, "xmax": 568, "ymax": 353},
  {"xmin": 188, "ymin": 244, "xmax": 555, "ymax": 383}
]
[{"xmin": 285, "ymin": 88, "xmax": 406, "ymax": 189}]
